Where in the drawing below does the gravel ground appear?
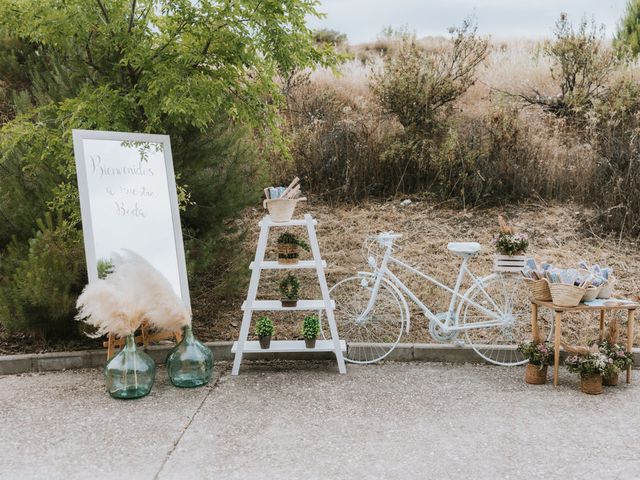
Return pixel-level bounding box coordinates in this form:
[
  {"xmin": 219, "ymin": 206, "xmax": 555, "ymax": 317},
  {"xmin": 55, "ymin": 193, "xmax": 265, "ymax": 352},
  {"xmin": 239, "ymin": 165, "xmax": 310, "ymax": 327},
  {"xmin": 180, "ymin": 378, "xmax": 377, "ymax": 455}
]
[{"xmin": 1, "ymin": 361, "xmax": 639, "ymax": 480}]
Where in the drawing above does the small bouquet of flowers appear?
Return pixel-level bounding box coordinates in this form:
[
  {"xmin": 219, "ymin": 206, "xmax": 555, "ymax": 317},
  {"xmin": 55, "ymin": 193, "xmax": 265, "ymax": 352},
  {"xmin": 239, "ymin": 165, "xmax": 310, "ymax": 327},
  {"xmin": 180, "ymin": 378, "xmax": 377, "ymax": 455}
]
[
  {"xmin": 564, "ymin": 343, "xmax": 610, "ymax": 394},
  {"xmin": 492, "ymin": 216, "xmax": 529, "ymax": 255},
  {"xmin": 518, "ymin": 339, "xmax": 554, "ymax": 384},
  {"xmin": 518, "ymin": 341, "xmax": 554, "ymax": 368},
  {"xmin": 593, "ymin": 320, "xmax": 634, "ymax": 385}
]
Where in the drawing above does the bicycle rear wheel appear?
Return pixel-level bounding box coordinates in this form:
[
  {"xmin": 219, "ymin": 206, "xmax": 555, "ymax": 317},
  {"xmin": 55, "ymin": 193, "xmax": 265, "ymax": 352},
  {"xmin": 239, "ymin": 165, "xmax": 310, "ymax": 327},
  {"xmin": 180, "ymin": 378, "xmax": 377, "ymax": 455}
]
[
  {"xmin": 321, "ymin": 274, "xmax": 406, "ymax": 364},
  {"xmin": 460, "ymin": 274, "xmax": 536, "ymax": 366}
]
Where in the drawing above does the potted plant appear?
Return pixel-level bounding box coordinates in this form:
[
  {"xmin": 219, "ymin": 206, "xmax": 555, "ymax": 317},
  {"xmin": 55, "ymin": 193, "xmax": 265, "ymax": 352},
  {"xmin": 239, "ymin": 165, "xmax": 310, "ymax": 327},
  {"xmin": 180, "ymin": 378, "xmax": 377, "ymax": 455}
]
[
  {"xmin": 492, "ymin": 215, "xmax": 529, "ymax": 272},
  {"xmin": 302, "ymin": 314, "xmax": 320, "ymax": 348},
  {"xmin": 277, "ymin": 232, "xmax": 310, "ymax": 265},
  {"xmin": 598, "ymin": 341, "xmax": 633, "ymax": 386},
  {"xmin": 517, "ymin": 340, "xmax": 553, "ymax": 384},
  {"xmin": 279, "ymin": 273, "xmax": 300, "ymax": 307},
  {"xmin": 564, "ymin": 344, "xmax": 609, "ymax": 395},
  {"xmin": 255, "ymin": 316, "xmax": 274, "ymax": 349},
  {"xmin": 596, "ymin": 320, "xmax": 633, "ymax": 386}
]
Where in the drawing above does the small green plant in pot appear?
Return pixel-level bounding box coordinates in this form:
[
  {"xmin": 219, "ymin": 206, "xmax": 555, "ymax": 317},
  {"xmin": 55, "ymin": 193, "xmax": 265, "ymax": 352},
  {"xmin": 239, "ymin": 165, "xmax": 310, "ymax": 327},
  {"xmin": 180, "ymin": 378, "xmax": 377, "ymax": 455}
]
[
  {"xmin": 277, "ymin": 232, "xmax": 310, "ymax": 265},
  {"xmin": 279, "ymin": 273, "xmax": 300, "ymax": 307},
  {"xmin": 255, "ymin": 316, "xmax": 274, "ymax": 349},
  {"xmin": 302, "ymin": 314, "xmax": 320, "ymax": 348},
  {"xmin": 517, "ymin": 340, "xmax": 553, "ymax": 384}
]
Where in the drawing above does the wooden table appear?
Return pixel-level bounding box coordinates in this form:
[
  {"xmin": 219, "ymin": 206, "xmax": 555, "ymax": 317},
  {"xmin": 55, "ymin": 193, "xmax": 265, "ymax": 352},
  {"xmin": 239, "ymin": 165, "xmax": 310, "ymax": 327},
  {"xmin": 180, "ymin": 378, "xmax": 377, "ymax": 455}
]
[{"xmin": 531, "ymin": 299, "xmax": 637, "ymax": 386}]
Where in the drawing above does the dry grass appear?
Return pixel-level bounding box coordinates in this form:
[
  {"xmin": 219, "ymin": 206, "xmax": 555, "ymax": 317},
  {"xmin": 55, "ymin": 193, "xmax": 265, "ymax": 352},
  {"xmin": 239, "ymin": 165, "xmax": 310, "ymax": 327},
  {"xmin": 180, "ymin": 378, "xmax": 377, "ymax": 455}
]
[{"xmin": 194, "ymin": 199, "xmax": 640, "ymax": 349}]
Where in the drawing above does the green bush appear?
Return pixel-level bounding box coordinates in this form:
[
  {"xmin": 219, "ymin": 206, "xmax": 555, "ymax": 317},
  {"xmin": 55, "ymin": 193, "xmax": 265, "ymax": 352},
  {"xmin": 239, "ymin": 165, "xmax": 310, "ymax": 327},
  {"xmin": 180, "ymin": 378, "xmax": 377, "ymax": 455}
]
[
  {"xmin": 255, "ymin": 316, "xmax": 274, "ymax": 337},
  {"xmin": 372, "ymin": 20, "xmax": 488, "ymax": 133},
  {"xmin": 616, "ymin": 0, "xmax": 640, "ymax": 57},
  {"xmin": 0, "ymin": 214, "xmax": 86, "ymax": 337},
  {"xmin": 302, "ymin": 315, "xmax": 320, "ymax": 340},
  {"xmin": 521, "ymin": 14, "xmax": 617, "ymax": 121},
  {"xmin": 0, "ymin": 0, "xmax": 331, "ymax": 339}
]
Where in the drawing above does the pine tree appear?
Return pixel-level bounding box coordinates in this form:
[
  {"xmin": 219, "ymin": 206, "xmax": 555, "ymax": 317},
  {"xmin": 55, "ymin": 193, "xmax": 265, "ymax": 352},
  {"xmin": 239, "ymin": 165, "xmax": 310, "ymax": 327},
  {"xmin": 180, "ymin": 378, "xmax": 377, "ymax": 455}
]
[{"xmin": 616, "ymin": 0, "xmax": 640, "ymax": 57}]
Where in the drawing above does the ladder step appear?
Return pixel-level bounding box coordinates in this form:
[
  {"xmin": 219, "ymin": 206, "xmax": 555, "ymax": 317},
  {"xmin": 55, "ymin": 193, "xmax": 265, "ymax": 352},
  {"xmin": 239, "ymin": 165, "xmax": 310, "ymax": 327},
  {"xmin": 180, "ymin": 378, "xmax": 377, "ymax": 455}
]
[
  {"xmin": 250, "ymin": 260, "xmax": 326, "ymax": 270},
  {"xmin": 241, "ymin": 300, "xmax": 334, "ymax": 311},
  {"xmin": 259, "ymin": 216, "xmax": 316, "ymax": 227},
  {"xmin": 232, "ymin": 340, "xmax": 346, "ymax": 354}
]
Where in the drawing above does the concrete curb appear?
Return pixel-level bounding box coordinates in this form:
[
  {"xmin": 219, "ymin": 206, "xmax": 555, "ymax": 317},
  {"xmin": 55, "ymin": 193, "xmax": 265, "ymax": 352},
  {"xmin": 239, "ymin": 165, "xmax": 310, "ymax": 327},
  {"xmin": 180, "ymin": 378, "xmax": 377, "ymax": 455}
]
[{"xmin": 2, "ymin": 342, "xmax": 640, "ymax": 375}]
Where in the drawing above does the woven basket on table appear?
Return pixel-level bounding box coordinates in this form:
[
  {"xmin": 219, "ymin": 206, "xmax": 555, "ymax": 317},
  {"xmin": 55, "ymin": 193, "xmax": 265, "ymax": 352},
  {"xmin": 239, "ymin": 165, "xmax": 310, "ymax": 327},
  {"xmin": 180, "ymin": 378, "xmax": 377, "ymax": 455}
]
[
  {"xmin": 524, "ymin": 278, "xmax": 552, "ymax": 302},
  {"xmin": 581, "ymin": 285, "xmax": 601, "ymax": 302},
  {"xmin": 277, "ymin": 243, "xmax": 299, "ymax": 265},
  {"xmin": 549, "ymin": 283, "xmax": 586, "ymax": 308},
  {"xmin": 597, "ymin": 278, "xmax": 615, "ymax": 299}
]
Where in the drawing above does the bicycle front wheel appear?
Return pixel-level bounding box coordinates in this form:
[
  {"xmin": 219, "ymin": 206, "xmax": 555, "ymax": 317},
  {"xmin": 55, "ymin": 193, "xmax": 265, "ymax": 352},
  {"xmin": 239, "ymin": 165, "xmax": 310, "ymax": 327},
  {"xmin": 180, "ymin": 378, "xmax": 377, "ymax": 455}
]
[
  {"xmin": 321, "ymin": 274, "xmax": 405, "ymax": 364},
  {"xmin": 460, "ymin": 274, "xmax": 533, "ymax": 366}
]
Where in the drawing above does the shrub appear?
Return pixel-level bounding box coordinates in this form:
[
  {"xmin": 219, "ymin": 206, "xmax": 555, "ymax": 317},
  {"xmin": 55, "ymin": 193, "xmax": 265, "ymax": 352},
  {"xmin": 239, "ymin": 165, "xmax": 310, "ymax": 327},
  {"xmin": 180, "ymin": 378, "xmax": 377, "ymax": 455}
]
[
  {"xmin": 520, "ymin": 14, "xmax": 617, "ymax": 121},
  {"xmin": 616, "ymin": 0, "xmax": 640, "ymax": 57},
  {"xmin": 255, "ymin": 316, "xmax": 274, "ymax": 337},
  {"xmin": 302, "ymin": 315, "xmax": 320, "ymax": 340},
  {"xmin": 313, "ymin": 29, "xmax": 347, "ymax": 47},
  {"xmin": 0, "ymin": 214, "xmax": 86, "ymax": 338},
  {"xmin": 372, "ymin": 20, "xmax": 488, "ymax": 133},
  {"xmin": 0, "ymin": 0, "xmax": 332, "ymax": 339},
  {"xmin": 581, "ymin": 76, "xmax": 640, "ymax": 238}
]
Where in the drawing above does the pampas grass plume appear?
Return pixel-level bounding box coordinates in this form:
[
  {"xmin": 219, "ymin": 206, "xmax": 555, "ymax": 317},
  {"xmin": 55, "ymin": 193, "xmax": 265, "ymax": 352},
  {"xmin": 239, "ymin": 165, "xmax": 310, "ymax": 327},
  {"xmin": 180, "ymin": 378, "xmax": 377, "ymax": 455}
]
[{"xmin": 76, "ymin": 250, "xmax": 191, "ymax": 337}]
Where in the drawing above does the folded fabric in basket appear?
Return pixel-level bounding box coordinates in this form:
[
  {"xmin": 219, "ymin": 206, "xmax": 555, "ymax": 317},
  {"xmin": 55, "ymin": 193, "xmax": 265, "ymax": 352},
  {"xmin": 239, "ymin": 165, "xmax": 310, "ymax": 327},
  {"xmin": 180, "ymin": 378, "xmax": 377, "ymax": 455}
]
[{"xmin": 523, "ymin": 258, "xmax": 552, "ymax": 280}]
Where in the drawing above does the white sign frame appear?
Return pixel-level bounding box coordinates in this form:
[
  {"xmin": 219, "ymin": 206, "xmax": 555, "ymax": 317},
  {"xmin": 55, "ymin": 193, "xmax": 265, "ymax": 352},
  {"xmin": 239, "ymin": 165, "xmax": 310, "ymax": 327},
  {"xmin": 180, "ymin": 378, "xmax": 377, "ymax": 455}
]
[{"xmin": 72, "ymin": 129, "xmax": 191, "ymax": 310}]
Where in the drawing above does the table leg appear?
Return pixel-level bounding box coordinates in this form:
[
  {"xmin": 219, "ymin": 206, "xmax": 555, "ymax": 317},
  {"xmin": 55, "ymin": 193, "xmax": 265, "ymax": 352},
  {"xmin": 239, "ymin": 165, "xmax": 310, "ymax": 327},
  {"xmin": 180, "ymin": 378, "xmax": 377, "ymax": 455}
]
[
  {"xmin": 627, "ymin": 309, "xmax": 635, "ymax": 384},
  {"xmin": 554, "ymin": 311, "xmax": 562, "ymax": 386},
  {"xmin": 531, "ymin": 302, "xmax": 540, "ymax": 342},
  {"xmin": 599, "ymin": 310, "xmax": 605, "ymax": 340}
]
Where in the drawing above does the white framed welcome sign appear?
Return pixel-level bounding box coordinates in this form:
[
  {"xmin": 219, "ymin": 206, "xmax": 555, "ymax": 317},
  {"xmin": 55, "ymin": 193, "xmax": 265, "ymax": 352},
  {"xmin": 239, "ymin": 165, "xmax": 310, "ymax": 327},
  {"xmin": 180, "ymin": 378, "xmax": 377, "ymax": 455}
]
[{"xmin": 72, "ymin": 129, "xmax": 191, "ymax": 309}]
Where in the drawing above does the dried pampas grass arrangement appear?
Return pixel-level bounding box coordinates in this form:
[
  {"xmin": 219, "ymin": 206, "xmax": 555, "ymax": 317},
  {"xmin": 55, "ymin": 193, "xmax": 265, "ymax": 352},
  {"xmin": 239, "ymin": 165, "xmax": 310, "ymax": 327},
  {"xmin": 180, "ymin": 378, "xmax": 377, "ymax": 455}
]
[{"xmin": 76, "ymin": 250, "xmax": 191, "ymax": 338}]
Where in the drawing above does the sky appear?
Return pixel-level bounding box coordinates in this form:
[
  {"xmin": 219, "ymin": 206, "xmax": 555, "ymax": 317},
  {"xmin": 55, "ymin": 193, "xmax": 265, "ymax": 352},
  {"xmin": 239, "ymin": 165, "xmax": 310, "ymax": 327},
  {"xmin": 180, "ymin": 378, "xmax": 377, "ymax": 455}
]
[{"xmin": 306, "ymin": 0, "xmax": 629, "ymax": 44}]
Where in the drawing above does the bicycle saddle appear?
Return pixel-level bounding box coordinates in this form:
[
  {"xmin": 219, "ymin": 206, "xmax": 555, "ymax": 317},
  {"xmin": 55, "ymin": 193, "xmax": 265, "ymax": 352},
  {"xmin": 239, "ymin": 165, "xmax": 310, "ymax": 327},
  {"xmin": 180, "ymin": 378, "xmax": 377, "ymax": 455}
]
[{"xmin": 447, "ymin": 242, "xmax": 481, "ymax": 256}]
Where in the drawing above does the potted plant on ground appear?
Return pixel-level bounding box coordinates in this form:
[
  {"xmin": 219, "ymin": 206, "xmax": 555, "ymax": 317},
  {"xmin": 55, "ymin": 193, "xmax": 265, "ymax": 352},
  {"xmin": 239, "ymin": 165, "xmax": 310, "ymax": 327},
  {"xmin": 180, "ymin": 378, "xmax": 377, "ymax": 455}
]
[
  {"xmin": 279, "ymin": 273, "xmax": 300, "ymax": 307},
  {"xmin": 517, "ymin": 340, "xmax": 553, "ymax": 384},
  {"xmin": 596, "ymin": 319, "xmax": 634, "ymax": 386},
  {"xmin": 302, "ymin": 314, "xmax": 320, "ymax": 348},
  {"xmin": 255, "ymin": 316, "xmax": 274, "ymax": 349},
  {"xmin": 564, "ymin": 344, "xmax": 608, "ymax": 395},
  {"xmin": 277, "ymin": 232, "xmax": 310, "ymax": 265},
  {"xmin": 492, "ymin": 215, "xmax": 529, "ymax": 272}
]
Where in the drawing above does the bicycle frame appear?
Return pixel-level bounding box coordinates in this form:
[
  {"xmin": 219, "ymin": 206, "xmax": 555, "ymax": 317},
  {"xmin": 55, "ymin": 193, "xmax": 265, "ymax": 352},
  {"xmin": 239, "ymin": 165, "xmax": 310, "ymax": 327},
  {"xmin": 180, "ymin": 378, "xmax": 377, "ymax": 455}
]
[{"xmin": 357, "ymin": 239, "xmax": 507, "ymax": 333}]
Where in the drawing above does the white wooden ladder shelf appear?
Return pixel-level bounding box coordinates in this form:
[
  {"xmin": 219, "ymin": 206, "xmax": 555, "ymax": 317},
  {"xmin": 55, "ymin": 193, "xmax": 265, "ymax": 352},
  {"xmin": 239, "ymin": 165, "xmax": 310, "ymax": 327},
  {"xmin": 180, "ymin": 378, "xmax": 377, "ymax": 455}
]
[{"xmin": 231, "ymin": 214, "xmax": 347, "ymax": 375}]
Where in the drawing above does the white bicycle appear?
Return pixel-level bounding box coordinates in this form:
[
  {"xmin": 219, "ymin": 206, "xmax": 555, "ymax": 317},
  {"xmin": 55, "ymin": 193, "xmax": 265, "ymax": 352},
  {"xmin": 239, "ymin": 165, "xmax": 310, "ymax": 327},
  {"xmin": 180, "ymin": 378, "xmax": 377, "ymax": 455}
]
[{"xmin": 321, "ymin": 232, "xmax": 535, "ymax": 366}]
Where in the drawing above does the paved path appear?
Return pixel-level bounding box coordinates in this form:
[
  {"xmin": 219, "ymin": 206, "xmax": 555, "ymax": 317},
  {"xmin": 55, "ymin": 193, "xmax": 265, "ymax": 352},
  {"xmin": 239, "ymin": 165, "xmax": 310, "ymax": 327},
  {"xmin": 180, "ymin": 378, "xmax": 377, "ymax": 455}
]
[{"xmin": 1, "ymin": 362, "xmax": 639, "ymax": 480}]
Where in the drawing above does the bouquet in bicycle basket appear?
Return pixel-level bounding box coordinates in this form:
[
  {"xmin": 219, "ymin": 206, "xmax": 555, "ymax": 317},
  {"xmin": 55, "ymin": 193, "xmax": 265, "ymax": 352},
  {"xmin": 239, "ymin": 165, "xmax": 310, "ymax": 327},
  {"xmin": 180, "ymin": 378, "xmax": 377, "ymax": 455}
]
[{"xmin": 492, "ymin": 216, "xmax": 529, "ymax": 272}]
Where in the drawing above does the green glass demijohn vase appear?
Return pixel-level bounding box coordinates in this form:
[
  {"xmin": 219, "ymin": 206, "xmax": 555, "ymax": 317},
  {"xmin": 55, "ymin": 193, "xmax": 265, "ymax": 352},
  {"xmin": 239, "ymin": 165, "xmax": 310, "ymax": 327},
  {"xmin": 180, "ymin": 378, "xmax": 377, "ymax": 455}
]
[
  {"xmin": 166, "ymin": 326, "xmax": 213, "ymax": 388},
  {"xmin": 104, "ymin": 334, "xmax": 156, "ymax": 399}
]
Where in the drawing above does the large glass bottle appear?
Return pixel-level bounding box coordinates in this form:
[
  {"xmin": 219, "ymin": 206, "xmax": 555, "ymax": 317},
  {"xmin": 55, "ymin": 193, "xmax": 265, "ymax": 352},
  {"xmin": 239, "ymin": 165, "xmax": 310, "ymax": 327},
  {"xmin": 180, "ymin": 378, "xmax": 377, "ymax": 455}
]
[
  {"xmin": 104, "ymin": 334, "xmax": 156, "ymax": 399},
  {"xmin": 166, "ymin": 326, "xmax": 213, "ymax": 388}
]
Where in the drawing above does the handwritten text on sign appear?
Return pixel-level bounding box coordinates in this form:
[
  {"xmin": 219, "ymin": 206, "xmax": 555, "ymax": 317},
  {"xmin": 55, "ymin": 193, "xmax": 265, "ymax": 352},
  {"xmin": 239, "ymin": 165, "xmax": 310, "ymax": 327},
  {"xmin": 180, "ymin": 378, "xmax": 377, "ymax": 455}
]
[{"xmin": 80, "ymin": 139, "xmax": 182, "ymax": 297}]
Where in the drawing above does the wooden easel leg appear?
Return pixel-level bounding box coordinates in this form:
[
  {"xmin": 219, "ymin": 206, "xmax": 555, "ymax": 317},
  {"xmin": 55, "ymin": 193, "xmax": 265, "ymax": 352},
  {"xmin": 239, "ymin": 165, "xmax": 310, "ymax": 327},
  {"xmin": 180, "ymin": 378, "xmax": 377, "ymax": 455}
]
[
  {"xmin": 554, "ymin": 311, "xmax": 562, "ymax": 387},
  {"xmin": 599, "ymin": 310, "xmax": 605, "ymax": 340},
  {"xmin": 174, "ymin": 329, "xmax": 183, "ymax": 343},
  {"xmin": 531, "ymin": 302, "xmax": 539, "ymax": 342},
  {"xmin": 141, "ymin": 321, "xmax": 149, "ymax": 348},
  {"xmin": 627, "ymin": 309, "xmax": 635, "ymax": 384},
  {"xmin": 107, "ymin": 333, "xmax": 115, "ymax": 360}
]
